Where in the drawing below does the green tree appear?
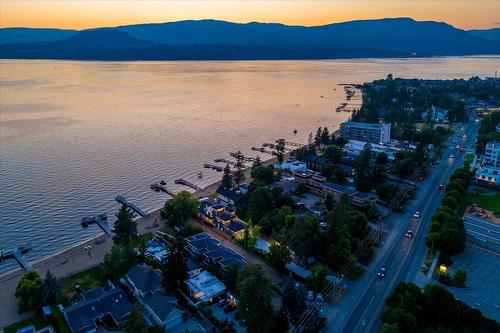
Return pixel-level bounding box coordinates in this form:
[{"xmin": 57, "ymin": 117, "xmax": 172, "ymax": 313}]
[
  {"xmin": 41, "ymin": 270, "xmax": 60, "ymax": 305},
  {"xmin": 376, "ymin": 152, "xmax": 389, "ymax": 165},
  {"xmin": 325, "ymin": 193, "xmax": 334, "ymax": 211},
  {"xmin": 124, "ymin": 304, "xmax": 148, "ymax": 333},
  {"xmin": 380, "ymin": 323, "xmax": 400, "ymax": 333},
  {"xmin": 161, "ymin": 239, "xmax": 188, "ymax": 293},
  {"xmin": 453, "ymin": 269, "xmax": 467, "ymax": 286},
  {"xmin": 221, "ymin": 164, "xmax": 233, "ymax": 188},
  {"xmin": 252, "ymin": 155, "xmax": 262, "ymax": 170},
  {"xmin": 103, "ymin": 244, "xmax": 137, "ymax": 278},
  {"xmin": 232, "ymin": 151, "xmax": 246, "ymax": 188},
  {"xmin": 306, "ymin": 264, "xmax": 329, "ymax": 294},
  {"xmin": 314, "ymin": 127, "xmax": 322, "ymax": 147},
  {"xmin": 162, "ymin": 191, "xmax": 199, "ymax": 227},
  {"xmin": 276, "ymin": 139, "xmax": 286, "ymax": 164},
  {"xmin": 272, "ymin": 307, "xmax": 290, "ymax": 333},
  {"xmin": 238, "ymin": 264, "xmax": 274, "ymax": 333},
  {"xmin": 289, "ymin": 215, "xmax": 321, "ymax": 260},
  {"xmin": 113, "ymin": 205, "xmax": 137, "ymax": 245},
  {"xmin": 323, "ymin": 144, "xmax": 343, "ymax": 163},
  {"xmin": 222, "ymin": 265, "xmax": 240, "ymax": 292},
  {"xmin": 15, "ymin": 271, "xmax": 42, "ymax": 313},
  {"xmin": 267, "ymin": 241, "xmax": 292, "ymax": 272},
  {"xmin": 320, "ymin": 127, "xmax": 330, "ymax": 146},
  {"xmin": 354, "ymin": 143, "xmax": 373, "ymax": 191},
  {"xmin": 247, "ymin": 187, "xmax": 268, "ymax": 223}
]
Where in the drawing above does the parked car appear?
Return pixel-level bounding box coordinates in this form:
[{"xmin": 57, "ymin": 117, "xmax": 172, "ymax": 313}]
[
  {"xmin": 438, "ymin": 184, "xmax": 444, "ymax": 190},
  {"xmin": 377, "ymin": 268, "xmax": 386, "ymax": 277},
  {"xmin": 405, "ymin": 230, "xmax": 413, "ymax": 237},
  {"xmin": 413, "ymin": 211, "xmax": 421, "ymax": 219},
  {"xmin": 449, "ymin": 153, "xmax": 454, "ymax": 159},
  {"xmin": 218, "ymin": 298, "xmax": 228, "ymax": 307},
  {"xmin": 307, "ymin": 291, "xmax": 314, "ymax": 301}
]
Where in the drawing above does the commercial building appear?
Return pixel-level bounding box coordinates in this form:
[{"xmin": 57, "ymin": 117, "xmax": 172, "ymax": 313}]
[
  {"xmin": 464, "ymin": 216, "xmax": 500, "ymax": 253},
  {"xmin": 339, "ymin": 122, "xmax": 391, "ymax": 144},
  {"xmin": 343, "ymin": 139, "xmax": 400, "ymax": 161},
  {"xmin": 476, "ymin": 141, "xmax": 500, "ymax": 185}
]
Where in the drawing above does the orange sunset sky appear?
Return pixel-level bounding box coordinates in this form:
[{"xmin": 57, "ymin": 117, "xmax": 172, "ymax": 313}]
[{"xmin": 1, "ymin": 0, "xmax": 499, "ymax": 31}]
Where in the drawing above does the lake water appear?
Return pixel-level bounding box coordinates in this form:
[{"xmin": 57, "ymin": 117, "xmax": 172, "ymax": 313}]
[{"xmin": 1, "ymin": 57, "xmax": 499, "ymax": 273}]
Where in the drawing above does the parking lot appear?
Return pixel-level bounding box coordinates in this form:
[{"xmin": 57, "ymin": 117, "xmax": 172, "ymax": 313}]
[{"xmin": 449, "ymin": 245, "xmax": 500, "ymax": 321}]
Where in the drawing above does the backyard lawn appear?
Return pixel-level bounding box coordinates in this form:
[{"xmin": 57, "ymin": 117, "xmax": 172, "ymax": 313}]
[
  {"xmin": 59, "ymin": 265, "xmax": 103, "ymax": 299},
  {"xmin": 464, "ymin": 188, "xmax": 500, "ymax": 214}
]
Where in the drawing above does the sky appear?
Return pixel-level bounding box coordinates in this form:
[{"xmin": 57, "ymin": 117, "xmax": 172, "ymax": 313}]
[{"xmin": 1, "ymin": 0, "xmax": 499, "ymax": 31}]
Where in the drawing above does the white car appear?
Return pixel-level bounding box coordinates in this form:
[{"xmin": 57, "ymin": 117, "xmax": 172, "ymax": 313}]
[
  {"xmin": 405, "ymin": 230, "xmax": 413, "ymax": 237},
  {"xmin": 449, "ymin": 154, "xmax": 454, "ymax": 159},
  {"xmin": 377, "ymin": 268, "xmax": 386, "ymax": 277},
  {"xmin": 413, "ymin": 211, "xmax": 421, "ymax": 218}
]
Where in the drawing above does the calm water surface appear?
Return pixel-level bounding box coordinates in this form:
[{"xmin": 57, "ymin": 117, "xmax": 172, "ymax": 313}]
[{"xmin": 1, "ymin": 57, "xmax": 499, "ymax": 273}]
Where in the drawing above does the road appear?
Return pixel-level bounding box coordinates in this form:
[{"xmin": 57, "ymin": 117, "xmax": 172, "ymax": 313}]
[{"xmin": 338, "ymin": 120, "xmax": 479, "ymax": 333}]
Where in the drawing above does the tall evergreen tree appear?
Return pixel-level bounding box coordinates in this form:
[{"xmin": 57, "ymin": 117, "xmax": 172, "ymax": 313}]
[
  {"xmin": 314, "ymin": 127, "xmax": 322, "ymax": 147},
  {"xmin": 252, "ymin": 155, "xmax": 262, "ymax": 170},
  {"xmin": 124, "ymin": 304, "xmax": 148, "ymax": 333},
  {"xmin": 232, "ymin": 151, "xmax": 245, "ymax": 188},
  {"xmin": 15, "ymin": 271, "xmax": 42, "ymax": 313},
  {"xmin": 41, "ymin": 270, "xmax": 60, "ymax": 305},
  {"xmin": 272, "ymin": 307, "xmax": 290, "ymax": 333},
  {"xmin": 221, "ymin": 163, "xmax": 233, "ymax": 188},
  {"xmin": 161, "ymin": 239, "xmax": 188, "ymax": 293},
  {"xmin": 320, "ymin": 127, "xmax": 330, "ymax": 146},
  {"xmin": 113, "ymin": 205, "xmax": 137, "ymax": 245},
  {"xmin": 276, "ymin": 140, "xmax": 286, "ymax": 164}
]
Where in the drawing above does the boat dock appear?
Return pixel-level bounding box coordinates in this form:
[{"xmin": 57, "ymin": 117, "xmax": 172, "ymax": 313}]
[
  {"xmin": 115, "ymin": 195, "xmax": 148, "ymax": 217},
  {"xmin": 204, "ymin": 163, "xmax": 224, "ymax": 172},
  {"xmin": 151, "ymin": 182, "xmax": 176, "ymax": 196},
  {"xmin": 230, "ymin": 152, "xmax": 255, "ymax": 162},
  {"xmin": 214, "ymin": 158, "xmax": 237, "ymax": 166},
  {"xmin": 275, "ymin": 139, "xmax": 306, "ymax": 148},
  {"xmin": 81, "ymin": 213, "xmax": 113, "ymax": 235},
  {"xmin": 175, "ymin": 178, "xmax": 203, "ymax": 191},
  {"xmin": 0, "ymin": 244, "xmax": 33, "ymax": 271}
]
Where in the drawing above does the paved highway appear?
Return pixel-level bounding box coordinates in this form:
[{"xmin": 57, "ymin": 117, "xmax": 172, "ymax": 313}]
[{"xmin": 338, "ymin": 120, "xmax": 479, "ymax": 333}]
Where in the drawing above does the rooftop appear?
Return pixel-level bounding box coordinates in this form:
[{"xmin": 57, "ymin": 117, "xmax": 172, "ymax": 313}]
[
  {"xmin": 126, "ymin": 264, "xmax": 161, "ymax": 295},
  {"xmin": 340, "ymin": 122, "xmax": 388, "ymax": 130},
  {"xmin": 186, "ymin": 270, "xmax": 226, "ymax": 303},
  {"xmin": 143, "ymin": 292, "xmax": 181, "ymax": 321}
]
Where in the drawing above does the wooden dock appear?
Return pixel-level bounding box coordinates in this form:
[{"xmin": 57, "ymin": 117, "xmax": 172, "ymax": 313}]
[
  {"xmin": 204, "ymin": 163, "xmax": 224, "ymax": 172},
  {"xmin": 214, "ymin": 158, "xmax": 237, "ymax": 166},
  {"xmin": 175, "ymin": 178, "xmax": 203, "ymax": 191},
  {"xmin": 81, "ymin": 213, "xmax": 112, "ymax": 235},
  {"xmin": 115, "ymin": 195, "xmax": 148, "ymax": 217},
  {"xmin": 151, "ymin": 182, "xmax": 176, "ymax": 196},
  {"xmin": 275, "ymin": 139, "xmax": 306, "ymax": 148},
  {"xmin": 230, "ymin": 152, "xmax": 255, "ymax": 162},
  {"xmin": 0, "ymin": 244, "xmax": 33, "ymax": 271}
]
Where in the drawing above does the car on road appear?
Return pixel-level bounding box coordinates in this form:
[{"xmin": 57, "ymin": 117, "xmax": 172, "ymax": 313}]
[
  {"xmin": 377, "ymin": 268, "xmax": 386, "ymax": 277},
  {"xmin": 439, "ymin": 184, "xmax": 444, "ymax": 190},
  {"xmin": 449, "ymin": 153, "xmax": 454, "ymax": 159},
  {"xmin": 456, "ymin": 144, "xmax": 460, "ymax": 150},
  {"xmin": 405, "ymin": 230, "xmax": 413, "ymax": 237},
  {"xmin": 307, "ymin": 291, "xmax": 314, "ymax": 301},
  {"xmin": 413, "ymin": 211, "xmax": 421, "ymax": 218}
]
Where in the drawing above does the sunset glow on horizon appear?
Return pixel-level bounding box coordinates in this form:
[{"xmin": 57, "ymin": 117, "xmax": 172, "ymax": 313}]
[{"xmin": 1, "ymin": 0, "xmax": 499, "ymax": 31}]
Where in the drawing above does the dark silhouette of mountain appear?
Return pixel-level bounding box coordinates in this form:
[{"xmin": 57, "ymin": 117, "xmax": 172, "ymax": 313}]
[
  {"xmin": 468, "ymin": 28, "xmax": 500, "ymax": 42},
  {"xmin": 0, "ymin": 27, "xmax": 76, "ymax": 44},
  {"xmin": 1, "ymin": 18, "xmax": 499, "ymax": 60}
]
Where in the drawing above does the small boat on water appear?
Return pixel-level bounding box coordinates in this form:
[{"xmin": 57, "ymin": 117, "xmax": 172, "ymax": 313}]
[
  {"xmin": 198, "ymin": 171, "xmax": 203, "ymax": 178},
  {"xmin": 293, "ymin": 129, "xmax": 298, "ymax": 134},
  {"xmin": 159, "ymin": 180, "xmax": 166, "ymax": 185}
]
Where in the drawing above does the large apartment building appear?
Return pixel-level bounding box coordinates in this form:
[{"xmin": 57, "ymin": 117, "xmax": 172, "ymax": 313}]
[
  {"xmin": 339, "ymin": 122, "xmax": 391, "ymax": 144},
  {"xmin": 484, "ymin": 141, "xmax": 500, "ymax": 168}
]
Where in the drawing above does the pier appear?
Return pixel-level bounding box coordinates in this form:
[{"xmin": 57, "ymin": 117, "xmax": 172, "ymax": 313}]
[
  {"xmin": 151, "ymin": 182, "xmax": 176, "ymax": 196},
  {"xmin": 1, "ymin": 244, "xmax": 33, "ymax": 271},
  {"xmin": 230, "ymin": 152, "xmax": 256, "ymax": 162},
  {"xmin": 275, "ymin": 139, "xmax": 306, "ymax": 148},
  {"xmin": 214, "ymin": 158, "xmax": 237, "ymax": 166},
  {"xmin": 81, "ymin": 213, "xmax": 113, "ymax": 235},
  {"xmin": 204, "ymin": 163, "xmax": 224, "ymax": 172},
  {"xmin": 115, "ymin": 195, "xmax": 148, "ymax": 217},
  {"xmin": 175, "ymin": 178, "xmax": 203, "ymax": 191}
]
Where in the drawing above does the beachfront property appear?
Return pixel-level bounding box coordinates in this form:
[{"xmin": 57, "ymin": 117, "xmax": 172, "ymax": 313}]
[
  {"xmin": 339, "ymin": 121, "xmax": 391, "ymax": 144},
  {"xmin": 186, "ymin": 270, "xmax": 226, "ymax": 304},
  {"xmin": 59, "ymin": 287, "xmax": 133, "ymax": 333},
  {"xmin": 185, "ymin": 232, "xmax": 246, "ymax": 271},
  {"xmin": 275, "ymin": 159, "xmax": 307, "ymax": 173},
  {"xmin": 293, "ymin": 170, "xmax": 377, "ymax": 208},
  {"xmin": 198, "ymin": 198, "xmax": 246, "ymax": 239},
  {"xmin": 216, "ymin": 185, "xmax": 247, "ymax": 207},
  {"xmin": 124, "ymin": 264, "xmax": 162, "ymax": 298}
]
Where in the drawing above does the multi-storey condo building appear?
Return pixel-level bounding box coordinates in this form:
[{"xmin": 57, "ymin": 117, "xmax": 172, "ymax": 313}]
[
  {"xmin": 339, "ymin": 122, "xmax": 391, "ymax": 144},
  {"xmin": 484, "ymin": 141, "xmax": 500, "ymax": 168}
]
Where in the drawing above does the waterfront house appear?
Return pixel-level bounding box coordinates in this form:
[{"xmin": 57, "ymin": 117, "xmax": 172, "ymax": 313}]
[
  {"xmin": 275, "ymin": 159, "xmax": 307, "ymax": 173},
  {"xmin": 125, "ymin": 264, "xmax": 162, "ymax": 298},
  {"xmin": 216, "ymin": 186, "xmax": 245, "ymax": 207},
  {"xmin": 198, "ymin": 198, "xmax": 246, "ymax": 239},
  {"xmin": 185, "ymin": 232, "xmax": 245, "ymax": 270},
  {"xmin": 60, "ymin": 287, "xmax": 133, "ymax": 333},
  {"xmin": 186, "ymin": 270, "xmax": 226, "ymax": 304}
]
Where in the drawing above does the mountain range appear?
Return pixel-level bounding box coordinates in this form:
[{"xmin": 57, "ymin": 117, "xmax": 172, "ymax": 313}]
[{"xmin": 1, "ymin": 18, "xmax": 499, "ymax": 60}]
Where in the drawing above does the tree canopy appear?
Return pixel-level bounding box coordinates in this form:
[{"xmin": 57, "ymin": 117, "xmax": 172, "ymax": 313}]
[
  {"xmin": 162, "ymin": 191, "xmax": 199, "ymax": 227},
  {"xmin": 113, "ymin": 204, "xmax": 137, "ymax": 245}
]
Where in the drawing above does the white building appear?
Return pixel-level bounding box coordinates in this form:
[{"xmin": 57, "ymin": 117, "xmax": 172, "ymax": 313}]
[
  {"xmin": 484, "ymin": 141, "xmax": 500, "ymax": 168},
  {"xmin": 476, "ymin": 166, "xmax": 499, "ymax": 185},
  {"xmin": 339, "ymin": 122, "xmax": 391, "ymax": 144},
  {"xmin": 344, "ymin": 139, "xmax": 399, "ymax": 160},
  {"xmin": 275, "ymin": 159, "xmax": 307, "ymax": 173}
]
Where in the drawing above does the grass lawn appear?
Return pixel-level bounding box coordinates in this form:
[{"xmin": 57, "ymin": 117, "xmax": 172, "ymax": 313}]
[
  {"xmin": 59, "ymin": 265, "xmax": 103, "ymax": 299},
  {"xmin": 464, "ymin": 190, "xmax": 500, "ymax": 214},
  {"xmin": 4, "ymin": 314, "xmax": 49, "ymax": 333}
]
